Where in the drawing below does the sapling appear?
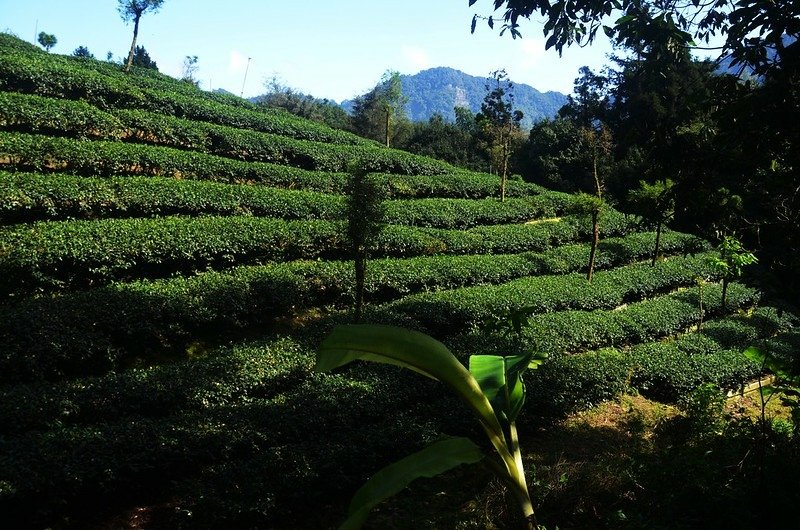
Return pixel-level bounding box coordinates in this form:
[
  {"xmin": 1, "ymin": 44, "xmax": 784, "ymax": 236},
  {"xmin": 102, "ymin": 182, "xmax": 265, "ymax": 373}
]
[{"xmin": 708, "ymin": 236, "xmax": 757, "ymax": 310}]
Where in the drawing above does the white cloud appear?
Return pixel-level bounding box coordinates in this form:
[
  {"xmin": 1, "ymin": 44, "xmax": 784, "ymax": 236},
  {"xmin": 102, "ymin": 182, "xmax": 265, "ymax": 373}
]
[
  {"xmin": 402, "ymin": 45, "xmax": 431, "ymax": 71},
  {"xmin": 519, "ymin": 38, "xmax": 546, "ymax": 65},
  {"xmin": 229, "ymin": 50, "xmax": 249, "ymax": 73}
]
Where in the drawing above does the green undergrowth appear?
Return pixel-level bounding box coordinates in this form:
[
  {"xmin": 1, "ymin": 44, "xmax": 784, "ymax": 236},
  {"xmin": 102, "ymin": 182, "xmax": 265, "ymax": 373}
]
[
  {"xmin": 0, "ymin": 232, "xmax": 701, "ymax": 382},
  {"xmin": 0, "ymin": 210, "xmax": 640, "ymax": 296},
  {"xmin": 0, "ymin": 170, "xmax": 570, "ymax": 227}
]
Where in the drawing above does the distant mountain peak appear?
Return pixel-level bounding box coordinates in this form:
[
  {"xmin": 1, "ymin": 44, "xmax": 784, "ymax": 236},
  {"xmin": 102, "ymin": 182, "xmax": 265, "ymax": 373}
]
[{"xmin": 342, "ymin": 67, "xmax": 567, "ymax": 127}]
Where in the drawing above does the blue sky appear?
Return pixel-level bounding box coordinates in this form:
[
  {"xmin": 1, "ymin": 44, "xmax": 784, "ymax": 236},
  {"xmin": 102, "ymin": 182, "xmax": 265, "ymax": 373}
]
[{"xmin": 2, "ymin": 0, "xmax": 618, "ymax": 102}]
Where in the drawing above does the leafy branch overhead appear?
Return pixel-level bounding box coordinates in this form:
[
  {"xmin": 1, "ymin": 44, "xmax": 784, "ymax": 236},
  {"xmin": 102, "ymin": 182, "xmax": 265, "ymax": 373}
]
[{"xmin": 469, "ymin": 0, "xmax": 800, "ymax": 75}]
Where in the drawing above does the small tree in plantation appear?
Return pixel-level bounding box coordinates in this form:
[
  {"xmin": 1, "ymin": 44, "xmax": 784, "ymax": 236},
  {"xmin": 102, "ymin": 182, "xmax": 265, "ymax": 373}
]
[
  {"xmin": 37, "ymin": 32, "xmax": 57, "ymax": 52},
  {"xmin": 72, "ymin": 45, "xmax": 94, "ymax": 58},
  {"xmin": 708, "ymin": 236, "xmax": 757, "ymax": 310},
  {"xmin": 118, "ymin": 0, "xmax": 165, "ymax": 72},
  {"xmin": 346, "ymin": 164, "xmax": 385, "ymax": 323},
  {"xmin": 628, "ymin": 179, "xmax": 675, "ymax": 266},
  {"xmin": 476, "ymin": 69, "xmax": 523, "ymax": 202},
  {"xmin": 181, "ymin": 55, "xmax": 199, "ymax": 86},
  {"xmin": 131, "ymin": 45, "xmax": 158, "ymax": 70}
]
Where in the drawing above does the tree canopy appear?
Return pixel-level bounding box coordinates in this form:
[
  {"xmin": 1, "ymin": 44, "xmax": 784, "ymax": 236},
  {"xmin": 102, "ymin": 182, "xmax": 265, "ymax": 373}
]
[
  {"xmin": 470, "ymin": 0, "xmax": 800, "ymax": 76},
  {"xmin": 118, "ymin": 0, "xmax": 165, "ymax": 72}
]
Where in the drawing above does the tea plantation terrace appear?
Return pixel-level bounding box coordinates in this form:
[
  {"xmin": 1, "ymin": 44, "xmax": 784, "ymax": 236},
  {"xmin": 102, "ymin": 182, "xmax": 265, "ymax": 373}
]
[{"xmin": 0, "ymin": 33, "xmax": 796, "ymax": 528}]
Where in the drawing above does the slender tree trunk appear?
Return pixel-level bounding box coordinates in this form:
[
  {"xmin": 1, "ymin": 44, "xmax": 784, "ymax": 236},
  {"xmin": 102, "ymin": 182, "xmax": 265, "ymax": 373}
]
[
  {"xmin": 698, "ymin": 279, "xmax": 704, "ymax": 330},
  {"xmin": 500, "ymin": 136, "xmax": 508, "ymax": 202},
  {"xmin": 721, "ymin": 277, "xmax": 729, "ymax": 312},
  {"xmin": 652, "ymin": 220, "xmax": 662, "ymax": 266},
  {"xmin": 355, "ymin": 251, "xmax": 366, "ymax": 323},
  {"xmin": 587, "ymin": 134, "xmax": 601, "ymax": 282},
  {"xmin": 587, "ymin": 210, "xmax": 599, "ymax": 282},
  {"xmin": 124, "ymin": 14, "xmax": 141, "ymax": 72},
  {"xmin": 384, "ymin": 107, "xmax": 390, "ymax": 147}
]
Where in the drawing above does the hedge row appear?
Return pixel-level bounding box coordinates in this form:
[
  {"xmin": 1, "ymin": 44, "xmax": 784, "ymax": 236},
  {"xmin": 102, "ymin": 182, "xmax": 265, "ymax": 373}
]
[
  {"xmin": 627, "ymin": 305, "xmax": 797, "ymax": 402},
  {"xmin": 385, "ymin": 253, "xmax": 719, "ymax": 334},
  {"xmin": 523, "ymin": 282, "xmax": 759, "ymax": 355},
  {"xmin": 522, "ymin": 305, "xmax": 791, "ymax": 415},
  {"xmin": 0, "ymin": 91, "xmax": 124, "ymax": 139},
  {"xmin": 0, "ymin": 231, "xmax": 703, "ymax": 383},
  {"xmin": 0, "ymin": 45, "xmax": 371, "ymax": 146},
  {"xmin": 0, "ymin": 132, "xmax": 543, "ymax": 199},
  {"xmin": 0, "ymin": 92, "xmax": 460, "ymax": 175},
  {"xmin": 0, "ymin": 337, "xmax": 449, "ymax": 528},
  {"xmin": 0, "ymin": 172, "xmax": 347, "ymax": 223},
  {"xmin": 0, "ymin": 131, "xmax": 350, "ymax": 192},
  {"xmin": 0, "ymin": 212, "xmax": 640, "ymax": 296},
  {"xmin": 442, "ymin": 282, "xmax": 760, "ymax": 360},
  {"xmin": 0, "ymin": 171, "xmax": 569, "ymax": 228},
  {"xmin": 113, "ymin": 107, "xmax": 455, "ymax": 175}
]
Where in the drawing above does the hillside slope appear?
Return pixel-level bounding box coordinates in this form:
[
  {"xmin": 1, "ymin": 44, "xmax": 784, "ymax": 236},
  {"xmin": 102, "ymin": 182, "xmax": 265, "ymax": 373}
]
[{"xmin": 0, "ymin": 33, "xmax": 796, "ymax": 530}]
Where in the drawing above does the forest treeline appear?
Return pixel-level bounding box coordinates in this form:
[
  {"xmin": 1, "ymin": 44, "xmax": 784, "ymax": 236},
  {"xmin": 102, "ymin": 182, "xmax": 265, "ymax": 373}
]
[{"xmin": 259, "ymin": 36, "xmax": 799, "ymax": 301}]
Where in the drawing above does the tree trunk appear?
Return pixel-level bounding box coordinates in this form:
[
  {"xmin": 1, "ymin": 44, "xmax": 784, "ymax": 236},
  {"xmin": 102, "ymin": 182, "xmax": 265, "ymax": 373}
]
[
  {"xmin": 721, "ymin": 277, "xmax": 729, "ymax": 312},
  {"xmin": 500, "ymin": 126, "xmax": 510, "ymax": 202},
  {"xmin": 587, "ymin": 210, "xmax": 599, "ymax": 282},
  {"xmin": 354, "ymin": 251, "xmax": 366, "ymax": 323},
  {"xmin": 124, "ymin": 14, "xmax": 141, "ymax": 72},
  {"xmin": 652, "ymin": 220, "xmax": 662, "ymax": 266},
  {"xmin": 384, "ymin": 107, "xmax": 390, "ymax": 147}
]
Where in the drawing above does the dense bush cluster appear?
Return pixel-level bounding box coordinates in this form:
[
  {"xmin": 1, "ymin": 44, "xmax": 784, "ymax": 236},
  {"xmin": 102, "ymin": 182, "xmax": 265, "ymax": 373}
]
[
  {"xmin": 0, "ymin": 212, "xmax": 642, "ymax": 296},
  {"xmin": 0, "ymin": 171, "xmax": 572, "ymax": 228},
  {"xmin": 0, "ymin": 231, "xmax": 702, "ymax": 382},
  {"xmin": 0, "ymin": 42, "xmax": 370, "ymax": 146},
  {"xmin": 0, "ymin": 92, "xmax": 462, "ymax": 175}
]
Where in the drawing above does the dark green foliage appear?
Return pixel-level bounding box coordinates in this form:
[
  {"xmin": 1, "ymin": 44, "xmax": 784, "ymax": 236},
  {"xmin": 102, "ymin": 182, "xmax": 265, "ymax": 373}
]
[
  {"xmin": 0, "ymin": 172, "xmax": 347, "ymax": 224},
  {"xmin": 0, "ymin": 47, "xmax": 368, "ymax": 145},
  {"xmin": 0, "ymin": 29, "xmax": 795, "ymax": 530},
  {"xmin": 0, "ymin": 212, "xmax": 639, "ymax": 296},
  {"xmin": 71, "ymin": 46, "xmax": 94, "ymax": 59},
  {"xmin": 386, "ymin": 253, "xmax": 718, "ymax": 334},
  {"xmin": 526, "ymin": 348, "xmax": 631, "ymax": 417},
  {"xmin": 347, "ymin": 166, "xmax": 386, "ymax": 321},
  {"xmin": 0, "ymin": 92, "xmax": 125, "ymax": 138},
  {"xmin": 0, "ymin": 231, "xmax": 703, "ymax": 382},
  {"xmin": 0, "ymin": 131, "xmax": 351, "ymax": 191},
  {"xmin": 130, "ymin": 45, "xmax": 157, "ymax": 70}
]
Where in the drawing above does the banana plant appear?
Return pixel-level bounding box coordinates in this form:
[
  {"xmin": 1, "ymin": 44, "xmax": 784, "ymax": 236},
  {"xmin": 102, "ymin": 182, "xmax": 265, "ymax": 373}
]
[{"xmin": 315, "ymin": 324, "xmax": 546, "ymax": 529}]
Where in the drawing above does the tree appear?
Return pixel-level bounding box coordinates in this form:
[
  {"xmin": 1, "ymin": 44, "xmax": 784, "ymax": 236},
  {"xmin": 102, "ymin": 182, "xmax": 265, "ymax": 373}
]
[
  {"xmin": 476, "ymin": 69, "xmax": 524, "ymax": 202},
  {"xmin": 181, "ymin": 55, "xmax": 199, "ymax": 86},
  {"xmin": 378, "ymin": 70, "xmax": 408, "ymax": 147},
  {"xmin": 627, "ymin": 179, "xmax": 675, "ymax": 266},
  {"xmin": 575, "ymin": 125, "xmax": 612, "ymax": 282},
  {"xmin": 118, "ymin": 0, "xmax": 165, "ymax": 72},
  {"xmin": 708, "ymin": 236, "xmax": 758, "ymax": 310},
  {"xmin": 346, "ymin": 164, "xmax": 385, "ymax": 323},
  {"xmin": 37, "ymin": 32, "xmax": 56, "ymax": 52},
  {"xmin": 401, "ymin": 112, "xmax": 487, "ymax": 171},
  {"xmin": 521, "ymin": 117, "xmax": 593, "ymax": 192},
  {"xmin": 469, "ymin": 0, "xmax": 799, "ymax": 77},
  {"xmin": 131, "ymin": 45, "xmax": 158, "ymax": 70},
  {"xmin": 72, "ymin": 46, "xmax": 94, "ymax": 59},
  {"xmin": 257, "ymin": 77, "xmax": 354, "ymax": 132},
  {"xmin": 352, "ymin": 71, "xmax": 409, "ymax": 147}
]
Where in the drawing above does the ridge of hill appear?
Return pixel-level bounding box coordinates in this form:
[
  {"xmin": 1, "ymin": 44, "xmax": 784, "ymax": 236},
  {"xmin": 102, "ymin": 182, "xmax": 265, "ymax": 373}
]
[
  {"xmin": 342, "ymin": 66, "xmax": 568, "ymax": 127},
  {"xmin": 0, "ymin": 32, "xmax": 796, "ymax": 530}
]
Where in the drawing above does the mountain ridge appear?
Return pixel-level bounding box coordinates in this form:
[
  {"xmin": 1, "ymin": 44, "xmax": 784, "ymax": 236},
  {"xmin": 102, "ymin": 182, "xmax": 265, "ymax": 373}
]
[{"xmin": 342, "ymin": 66, "xmax": 568, "ymax": 128}]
